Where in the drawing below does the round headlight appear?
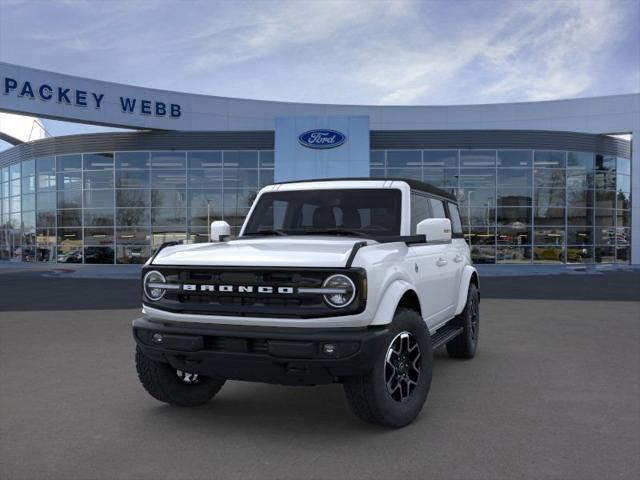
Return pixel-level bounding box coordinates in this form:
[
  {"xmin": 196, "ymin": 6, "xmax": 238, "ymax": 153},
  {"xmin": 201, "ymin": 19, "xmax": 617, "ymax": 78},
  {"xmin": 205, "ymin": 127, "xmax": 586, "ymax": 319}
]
[
  {"xmin": 144, "ymin": 270, "xmax": 167, "ymax": 301},
  {"xmin": 322, "ymin": 274, "xmax": 356, "ymax": 308}
]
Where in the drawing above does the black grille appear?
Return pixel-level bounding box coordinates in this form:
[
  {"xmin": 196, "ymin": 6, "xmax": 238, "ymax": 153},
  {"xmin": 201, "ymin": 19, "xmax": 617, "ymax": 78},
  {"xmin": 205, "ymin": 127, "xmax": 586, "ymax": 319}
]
[{"xmin": 143, "ymin": 266, "xmax": 366, "ymax": 319}]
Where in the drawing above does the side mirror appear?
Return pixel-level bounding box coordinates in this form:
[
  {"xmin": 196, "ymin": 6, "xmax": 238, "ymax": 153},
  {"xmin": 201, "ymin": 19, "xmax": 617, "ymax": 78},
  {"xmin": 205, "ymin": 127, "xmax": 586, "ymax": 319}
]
[
  {"xmin": 210, "ymin": 221, "xmax": 231, "ymax": 242},
  {"xmin": 416, "ymin": 218, "xmax": 452, "ymax": 243}
]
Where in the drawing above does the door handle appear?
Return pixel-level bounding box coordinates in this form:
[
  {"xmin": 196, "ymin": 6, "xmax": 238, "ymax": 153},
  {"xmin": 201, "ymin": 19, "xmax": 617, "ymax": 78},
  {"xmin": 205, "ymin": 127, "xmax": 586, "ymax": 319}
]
[
  {"xmin": 454, "ymin": 254, "xmax": 463, "ymax": 263},
  {"xmin": 436, "ymin": 257, "xmax": 447, "ymax": 267}
]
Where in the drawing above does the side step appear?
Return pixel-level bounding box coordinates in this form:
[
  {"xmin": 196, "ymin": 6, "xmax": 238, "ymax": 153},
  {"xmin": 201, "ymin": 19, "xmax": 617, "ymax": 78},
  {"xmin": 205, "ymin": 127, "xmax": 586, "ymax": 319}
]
[{"xmin": 430, "ymin": 324, "xmax": 463, "ymax": 350}]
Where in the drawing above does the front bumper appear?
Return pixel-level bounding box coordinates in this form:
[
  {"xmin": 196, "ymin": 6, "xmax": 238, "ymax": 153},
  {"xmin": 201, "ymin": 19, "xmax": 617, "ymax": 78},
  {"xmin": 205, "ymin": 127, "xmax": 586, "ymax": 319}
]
[{"xmin": 133, "ymin": 317, "xmax": 390, "ymax": 386}]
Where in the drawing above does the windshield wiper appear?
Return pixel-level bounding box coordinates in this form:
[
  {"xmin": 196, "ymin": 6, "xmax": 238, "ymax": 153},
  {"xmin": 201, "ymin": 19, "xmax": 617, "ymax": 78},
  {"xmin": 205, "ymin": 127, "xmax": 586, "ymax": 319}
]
[
  {"xmin": 246, "ymin": 229, "xmax": 288, "ymax": 236},
  {"xmin": 305, "ymin": 228, "xmax": 370, "ymax": 238}
]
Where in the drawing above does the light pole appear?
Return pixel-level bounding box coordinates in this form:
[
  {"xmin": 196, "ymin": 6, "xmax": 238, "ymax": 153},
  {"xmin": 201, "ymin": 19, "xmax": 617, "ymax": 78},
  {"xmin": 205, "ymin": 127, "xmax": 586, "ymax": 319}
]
[{"xmin": 207, "ymin": 200, "xmax": 211, "ymax": 239}]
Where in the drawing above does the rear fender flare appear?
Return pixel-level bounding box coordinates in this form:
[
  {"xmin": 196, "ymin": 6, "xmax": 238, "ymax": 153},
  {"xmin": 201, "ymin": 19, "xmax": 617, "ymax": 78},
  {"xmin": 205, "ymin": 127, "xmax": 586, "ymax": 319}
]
[{"xmin": 454, "ymin": 265, "xmax": 479, "ymax": 315}]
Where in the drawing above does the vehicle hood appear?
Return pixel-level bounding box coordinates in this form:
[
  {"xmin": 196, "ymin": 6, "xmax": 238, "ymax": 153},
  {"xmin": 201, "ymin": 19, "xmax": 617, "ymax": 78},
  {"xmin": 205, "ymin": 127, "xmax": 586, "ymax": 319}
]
[{"xmin": 152, "ymin": 236, "xmax": 368, "ymax": 268}]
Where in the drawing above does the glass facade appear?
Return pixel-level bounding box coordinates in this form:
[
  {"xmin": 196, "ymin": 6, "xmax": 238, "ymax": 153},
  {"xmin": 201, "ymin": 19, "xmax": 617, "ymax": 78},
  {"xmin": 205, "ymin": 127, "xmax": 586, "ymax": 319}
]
[
  {"xmin": 1, "ymin": 150, "xmax": 274, "ymax": 264},
  {"xmin": 0, "ymin": 147, "xmax": 631, "ymax": 265},
  {"xmin": 371, "ymin": 149, "xmax": 632, "ymax": 264}
]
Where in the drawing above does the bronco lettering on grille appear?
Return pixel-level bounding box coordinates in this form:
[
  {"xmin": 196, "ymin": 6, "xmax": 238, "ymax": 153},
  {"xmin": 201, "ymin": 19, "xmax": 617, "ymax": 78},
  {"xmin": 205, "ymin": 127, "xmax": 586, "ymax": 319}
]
[{"xmin": 182, "ymin": 284, "xmax": 295, "ymax": 294}]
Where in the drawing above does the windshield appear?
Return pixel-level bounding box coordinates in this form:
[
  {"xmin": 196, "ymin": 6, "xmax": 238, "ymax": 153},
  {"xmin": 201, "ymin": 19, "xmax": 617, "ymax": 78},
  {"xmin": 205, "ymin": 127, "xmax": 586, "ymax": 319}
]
[{"xmin": 242, "ymin": 189, "xmax": 402, "ymax": 238}]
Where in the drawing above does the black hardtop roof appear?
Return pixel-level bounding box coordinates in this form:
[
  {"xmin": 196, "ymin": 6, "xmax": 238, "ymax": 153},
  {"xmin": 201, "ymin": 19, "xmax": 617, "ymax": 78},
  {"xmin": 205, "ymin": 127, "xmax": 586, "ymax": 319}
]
[{"xmin": 272, "ymin": 177, "xmax": 457, "ymax": 202}]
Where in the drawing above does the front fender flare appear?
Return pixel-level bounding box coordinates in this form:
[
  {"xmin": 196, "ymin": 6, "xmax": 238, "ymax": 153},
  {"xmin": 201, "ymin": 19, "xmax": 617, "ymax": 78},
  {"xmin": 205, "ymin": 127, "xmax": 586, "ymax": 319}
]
[
  {"xmin": 370, "ymin": 279, "xmax": 415, "ymax": 326},
  {"xmin": 454, "ymin": 265, "xmax": 479, "ymax": 315}
]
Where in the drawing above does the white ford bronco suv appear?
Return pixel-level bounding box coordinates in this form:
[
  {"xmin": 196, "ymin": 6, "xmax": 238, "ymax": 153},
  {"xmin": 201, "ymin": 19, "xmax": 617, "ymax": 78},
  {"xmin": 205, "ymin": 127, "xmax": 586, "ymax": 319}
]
[{"xmin": 133, "ymin": 178, "xmax": 479, "ymax": 427}]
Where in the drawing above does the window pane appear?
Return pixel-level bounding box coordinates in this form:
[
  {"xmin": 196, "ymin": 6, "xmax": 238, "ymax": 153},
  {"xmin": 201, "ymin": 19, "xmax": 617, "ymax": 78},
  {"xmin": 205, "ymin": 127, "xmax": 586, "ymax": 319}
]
[
  {"xmin": 497, "ymin": 188, "xmax": 532, "ymax": 206},
  {"xmin": 117, "ymin": 208, "xmax": 150, "ymax": 226},
  {"xmin": 534, "ymin": 227, "xmax": 565, "ymax": 245},
  {"xmin": 84, "ymin": 228, "xmax": 114, "ymax": 245},
  {"xmin": 117, "ymin": 189, "xmax": 150, "ymax": 208},
  {"xmin": 22, "ymin": 193, "xmax": 35, "ymax": 211},
  {"xmin": 21, "ymin": 175, "xmax": 35, "ymax": 193},
  {"xmin": 84, "ymin": 209, "xmax": 114, "ymax": 226},
  {"xmin": 151, "ymin": 170, "xmax": 186, "ymax": 188},
  {"xmin": 223, "ymin": 169, "xmax": 258, "ymax": 188},
  {"xmin": 566, "ymin": 188, "xmax": 593, "ymax": 208},
  {"xmin": 422, "ymin": 168, "xmax": 458, "ymax": 188},
  {"xmin": 21, "ymin": 159, "xmax": 35, "ymax": 176},
  {"xmin": 57, "ymin": 209, "xmax": 82, "ymax": 227},
  {"xmin": 460, "ymin": 151, "xmax": 495, "ymax": 167},
  {"xmin": 84, "ymin": 246, "xmax": 114, "ymax": 264},
  {"xmin": 460, "ymin": 206, "xmax": 495, "ymax": 226},
  {"xmin": 616, "ymin": 210, "xmax": 631, "ymax": 228},
  {"xmin": 410, "ymin": 194, "xmax": 430, "ymax": 234},
  {"xmin": 116, "ymin": 245, "xmax": 151, "ymax": 264},
  {"xmin": 448, "ymin": 203, "xmax": 463, "ymax": 234},
  {"xmin": 116, "ymin": 170, "xmax": 149, "ymax": 188},
  {"xmin": 497, "ymin": 225, "xmax": 531, "ymax": 245},
  {"xmin": 534, "ymin": 206, "xmax": 565, "ymax": 225},
  {"xmin": 387, "ymin": 168, "xmax": 421, "ymax": 180},
  {"xmin": 566, "ymin": 246, "xmax": 593, "ymax": 264},
  {"xmin": 223, "ymin": 151, "xmax": 258, "ymax": 168},
  {"xmin": 37, "ymin": 174, "xmax": 56, "ymax": 191},
  {"xmin": 115, "ymin": 152, "xmax": 149, "ymax": 169},
  {"xmin": 534, "ymin": 169, "xmax": 565, "ymax": 187},
  {"xmin": 10, "ymin": 179, "xmax": 20, "ymax": 196},
  {"xmin": 566, "ymin": 169, "xmax": 593, "ymax": 189},
  {"xmin": 497, "ymin": 169, "xmax": 531, "ymax": 186},
  {"xmin": 151, "ymin": 189, "xmax": 186, "ymax": 208},
  {"xmin": 497, "ymin": 207, "xmax": 531, "ymax": 225},
  {"xmin": 57, "ymin": 190, "xmax": 82, "ymax": 209},
  {"xmin": 83, "ymin": 153, "xmax": 114, "ymax": 170},
  {"xmin": 423, "ymin": 150, "xmax": 457, "ymax": 168},
  {"xmin": 497, "ymin": 150, "xmax": 532, "ymax": 168},
  {"xmin": 595, "ymin": 246, "xmax": 615, "ymax": 263},
  {"xmin": 116, "ymin": 227, "xmax": 150, "ymax": 245},
  {"xmin": 616, "ymin": 157, "xmax": 630, "ymax": 176},
  {"xmin": 470, "ymin": 245, "xmax": 496, "ymax": 264},
  {"xmin": 567, "ymin": 208, "xmax": 593, "ymax": 226},
  {"xmin": 259, "ymin": 151, "xmax": 275, "ymax": 168},
  {"xmin": 151, "ymin": 208, "xmax": 187, "ymax": 226},
  {"xmin": 457, "ymin": 188, "xmax": 496, "ymax": 206},
  {"xmin": 497, "ymin": 246, "xmax": 532, "ymax": 263},
  {"xmin": 616, "ymin": 174, "xmax": 630, "ymax": 194},
  {"xmin": 459, "ymin": 168, "xmax": 495, "ymax": 187},
  {"xmin": 57, "ymin": 171, "xmax": 82, "ymax": 190},
  {"xmin": 36, "ymin": 210, "xmax": 55, "ymax": 228},
  {"xmin": 594, "ymin": 191, "xmax": 616, "ymax": 209},
  {"xmin": 594, "ymin": 226, "xmax": 616, "ymax": 244},
  {"xmin": 259, "ymin": 170, "xmax": 274, "ymax": 187},
  {"xmin": 57, "ymin": 154, "xmax": 82, "ymax": 171},
  {"xmin": 386, "ymin": 151, "xmax": 421, "ymax": 168},
  {"xmin": 150, "ymin": 152, "xmax": 186, "ymax": 169},
  {"xmin": 187, "ymin": 151, "xmax": 222, "ymax": 169},
  {"xmin": 84, "ymin": 190, "xmax": 114, "ymax": 209},
  {"xmin": 534, "ymin": 188, "xmax": 565, "ymax": 208},
  {"xmin": 37, "ymin": 191, "xmax": 57, "ymax": 210},
  {"xmin": 370, "ymin": 151, "xmax": 385, "ymax": 168},
  {"xmin": 594, "ymin": 209, "xmax": 615, "ymax": 227},
  {"xmin": 615, "ymin": 246, "xmax": 630, "ymax": 264},
  {"xmin": 188, "ymin": 190, "xmax": 223, "ymax": 210},
  {"xmin": 534, "ymin": 151, "xmax": 565, "ymax": 168},
  {"xmin": 596, "ymin": 155, "xmax": 616, "ymax": 172},
  {"xmin": 567, "ymin": 151, "xmax": 593, "ymax": 169},
  {"xmin": 84, "ymin": 170, "xmax": 114, "ymax": 189},
  {"xmin": 567, "ymin": 227, "xmax": 593, "ymax": 244},
  {"xmin": 36, "ymin": 157, "xmax": 55, "ymax": 173},
  {"xmin": 188, "ymin": 169, "xmax": 222, "ymax": 188},
  {"xmin": 533, "ymin": 246, "xmax": 564, "ymax": 263}
]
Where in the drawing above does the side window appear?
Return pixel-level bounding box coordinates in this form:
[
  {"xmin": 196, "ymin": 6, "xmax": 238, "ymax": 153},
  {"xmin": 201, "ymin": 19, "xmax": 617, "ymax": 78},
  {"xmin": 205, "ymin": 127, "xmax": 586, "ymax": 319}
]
[
  {"xmin": 448, "ymin": 202, "xmax": 463, "ymax": 235},
  {"xmin": 428, "ymin": 198, "xmax": 446, "ymax": 218},
  {"xmin": 410, "ymin": 193, "xmax": 430, "ymax": 234}
]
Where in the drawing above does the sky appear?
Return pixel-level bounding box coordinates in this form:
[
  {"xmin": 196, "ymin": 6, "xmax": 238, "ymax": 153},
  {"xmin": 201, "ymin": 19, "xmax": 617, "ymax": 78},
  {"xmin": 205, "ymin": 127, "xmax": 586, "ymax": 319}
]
[{"xmin": 0, "ymin": 0, "xmax": 639, "ymax": 142}]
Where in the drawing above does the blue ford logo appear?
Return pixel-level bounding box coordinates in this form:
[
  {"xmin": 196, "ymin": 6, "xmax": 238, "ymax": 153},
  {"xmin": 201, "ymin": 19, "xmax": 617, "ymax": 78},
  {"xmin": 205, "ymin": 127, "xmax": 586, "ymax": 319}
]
[{"xmin": 298, "ymin": 129, "xmax": 346, "ymax": 149}]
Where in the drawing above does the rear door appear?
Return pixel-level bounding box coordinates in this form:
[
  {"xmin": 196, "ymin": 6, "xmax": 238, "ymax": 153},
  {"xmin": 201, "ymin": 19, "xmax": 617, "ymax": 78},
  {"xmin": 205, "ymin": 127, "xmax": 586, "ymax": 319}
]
[{"xmin": 426, "ymin": 197, "xmax": 459, "ymax": 320}]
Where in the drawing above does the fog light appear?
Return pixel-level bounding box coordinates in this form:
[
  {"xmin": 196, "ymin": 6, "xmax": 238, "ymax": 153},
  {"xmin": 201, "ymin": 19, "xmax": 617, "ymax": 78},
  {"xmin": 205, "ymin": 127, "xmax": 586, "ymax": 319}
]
[
  {"xmin": 152, "ymin": 333, "xmax": 163, "ymax": 344},
  {"xmin": 322, "ymin": 343, "xmax": 336, "ymax": 354}
]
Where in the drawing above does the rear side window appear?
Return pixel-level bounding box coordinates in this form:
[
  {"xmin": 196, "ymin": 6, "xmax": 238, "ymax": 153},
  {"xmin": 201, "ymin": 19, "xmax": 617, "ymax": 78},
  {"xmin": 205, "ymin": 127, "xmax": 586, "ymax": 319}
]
[
  {"xmin": 447, "ymin": 202, "xmax": 463, "ymax": 235},
  {"xmin": 428, "ymin": 198, "xmax": 446, "ymax": 218}
]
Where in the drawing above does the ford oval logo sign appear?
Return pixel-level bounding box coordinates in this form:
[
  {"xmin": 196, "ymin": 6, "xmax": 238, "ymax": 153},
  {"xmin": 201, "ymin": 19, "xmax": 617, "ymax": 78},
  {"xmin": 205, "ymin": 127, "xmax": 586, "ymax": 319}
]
[{"xmin": 298, "ymin": 129, "xmax": 346, "ymax": 149}]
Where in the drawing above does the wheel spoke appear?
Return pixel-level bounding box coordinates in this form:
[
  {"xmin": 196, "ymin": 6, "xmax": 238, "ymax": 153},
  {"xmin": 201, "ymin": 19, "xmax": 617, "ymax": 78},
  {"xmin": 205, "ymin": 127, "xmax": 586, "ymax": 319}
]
[{"xmin": 384, "ymin": 331, "xmax": 422, "ymax": 402}]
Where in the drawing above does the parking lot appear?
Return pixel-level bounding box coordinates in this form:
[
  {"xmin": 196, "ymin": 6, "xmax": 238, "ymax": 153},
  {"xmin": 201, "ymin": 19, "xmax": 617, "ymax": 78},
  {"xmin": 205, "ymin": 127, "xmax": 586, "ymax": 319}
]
[{"xmin": 1, "ymin": 269, "xmax": 639, "ymax": 480}]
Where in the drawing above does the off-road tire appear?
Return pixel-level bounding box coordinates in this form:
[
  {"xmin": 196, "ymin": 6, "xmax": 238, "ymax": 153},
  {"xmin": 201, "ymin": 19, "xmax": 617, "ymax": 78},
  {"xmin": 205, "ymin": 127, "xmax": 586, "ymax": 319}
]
[
  {"xmin": 135, "ymin": 346, "xmax": 225, "ymax": 407},
  {"xmin": 343, "ymin": 308, "xmax": 432, "ymax": 428},
  {"xmin": 446, "ymin": 283, "xmax": 479, "ymax": 359}
]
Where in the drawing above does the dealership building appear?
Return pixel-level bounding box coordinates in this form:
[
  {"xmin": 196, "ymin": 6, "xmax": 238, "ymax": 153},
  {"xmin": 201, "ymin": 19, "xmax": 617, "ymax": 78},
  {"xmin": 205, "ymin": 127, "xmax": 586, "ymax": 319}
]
[{"xmin": 0, "ymin": 62, "xmax": 638, "ymax": 265}]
